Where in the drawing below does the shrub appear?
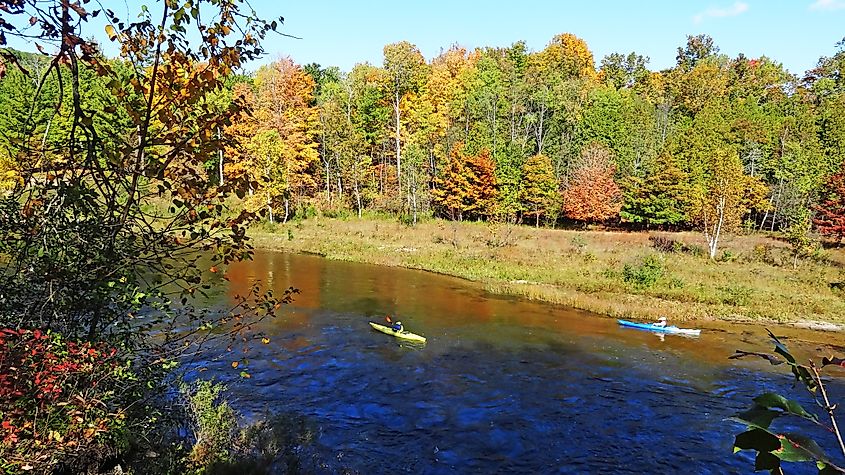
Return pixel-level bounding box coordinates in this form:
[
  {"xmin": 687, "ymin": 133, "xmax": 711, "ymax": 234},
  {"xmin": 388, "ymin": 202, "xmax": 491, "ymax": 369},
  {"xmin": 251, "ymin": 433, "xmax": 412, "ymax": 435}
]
[
  {"xmin": 684, "ymin": 244, "xmax": 705, "ymax": 258},
  {"xmin": 649, "ymin": 235, "xmax": 678, "ymax": 253},
  {"xmin": 570, "ymin": 234, "xmax": 587, "ymax": 253},
  {"xmin": 0, "ymin": 329, "xmax": 138, "ymax": 474},
  {"xmin": 582, "ymin": 251, "xmax": 597, "ymax": 263},
  {"xmin": 750, "ymin": 244, "xmax": 777, "ymax": 265},
  {"xmin": 622, "ymin": 255, "xmax": 665, "ymax": 289},
  {"xmin": 180, "ymin": 382, "xmax": 318, "ymax": 475},
  {"xmin": 183, "ymin": 381, "xmax": 238, "ymax": 470},
  {"xmin": 718, "ymin": 249, "xmax": 739, "ymax": 262},
  {"xmin": 667, "ymin": 277, "xmax": 685, "ymax": 289},
  {"xmin": 719, "ymin": 285, "xmax": 753, "ymax": 306}
]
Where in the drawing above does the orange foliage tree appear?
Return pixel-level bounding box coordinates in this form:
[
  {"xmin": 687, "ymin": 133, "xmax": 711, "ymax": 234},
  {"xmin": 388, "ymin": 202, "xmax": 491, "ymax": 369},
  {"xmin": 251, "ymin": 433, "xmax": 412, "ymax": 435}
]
[
  {"xmin": 562, "ymin": 142, "xmax": 621, "ymax": 223},
  {"xmin": 432, "ymin": 144, "xmax": 498, "ymax": 221},
  {"xmin": 224, "ymin": 82, "xmax": 259, "ymax": 184}
]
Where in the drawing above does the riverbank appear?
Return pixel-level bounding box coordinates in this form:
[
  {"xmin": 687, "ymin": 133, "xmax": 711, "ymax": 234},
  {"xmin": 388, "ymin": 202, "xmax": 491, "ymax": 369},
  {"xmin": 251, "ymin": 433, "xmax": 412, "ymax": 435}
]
[{"xmin": 249, "ymin": 216, "xmax": 845, "ymax": 329}]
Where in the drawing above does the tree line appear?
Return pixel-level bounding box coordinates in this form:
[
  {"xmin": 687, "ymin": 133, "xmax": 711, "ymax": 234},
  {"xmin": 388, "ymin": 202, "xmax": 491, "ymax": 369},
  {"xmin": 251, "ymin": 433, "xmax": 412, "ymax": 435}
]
[{"xmin": 2, "ymin": 34, "xmax": 845, "ymax": 258}]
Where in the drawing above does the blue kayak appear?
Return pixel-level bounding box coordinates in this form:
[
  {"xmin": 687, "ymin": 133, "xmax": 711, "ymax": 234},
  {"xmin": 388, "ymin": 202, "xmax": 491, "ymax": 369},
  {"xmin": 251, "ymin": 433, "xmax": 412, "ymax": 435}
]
[{"xmin": 617, "ymin": 319, "xmax": 701, "ymax": 336}]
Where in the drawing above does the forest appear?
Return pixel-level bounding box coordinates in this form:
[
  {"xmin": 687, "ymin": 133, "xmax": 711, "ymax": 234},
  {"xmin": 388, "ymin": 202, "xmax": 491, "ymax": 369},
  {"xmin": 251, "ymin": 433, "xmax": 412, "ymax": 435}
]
[{"xmin": 5, "ymin": 33, "xmax": 844, "ymax": 261}]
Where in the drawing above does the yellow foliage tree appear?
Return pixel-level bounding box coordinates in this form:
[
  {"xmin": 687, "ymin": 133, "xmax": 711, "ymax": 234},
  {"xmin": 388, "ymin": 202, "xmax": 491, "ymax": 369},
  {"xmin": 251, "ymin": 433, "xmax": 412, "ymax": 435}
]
[
  {"xmin": 253, "ymin": 57, "xmax": 320, "ymax": 217},
  {"xmin": 690, "ymin": 146, "xmax": 769, "ymax": 259}
]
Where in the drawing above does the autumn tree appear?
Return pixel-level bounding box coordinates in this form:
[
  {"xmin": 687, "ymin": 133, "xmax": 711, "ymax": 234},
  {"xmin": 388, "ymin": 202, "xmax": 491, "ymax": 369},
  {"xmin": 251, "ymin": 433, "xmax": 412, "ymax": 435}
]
[
  {"xmin": 466, "ymin": 148, "xmax": 498, "ymax": 219},
  {"xmin": 690, "ymin": 146, "xmax": 769, "ymax": 259},
  {"xmin": 432, "ymin": 144, "xmax": 497, "ymax": 221},
  {"xmin": 814, "ymin": 169, "xmax": 845, "ymax": 243},
  {"xmin": 562, "ymin": 143, "xmax": 621, "ymax": 223},
  {"xmin": 224, "ymin": 81, "xmax": 259, "ymax": 186},
  {"xmin": 253, "ymin": 57, "xmax": 320, "ymax": 217},
  {"xmin": 519, "ymin": 154, "xmax": 558, "ymax": 226},
  {"xmin": 383, "ymin": 41, "xmax": 428, "ymax": 192},
  {"xmin": 0, "ymin": 1, "xmax": 289, "ymax": 471}
]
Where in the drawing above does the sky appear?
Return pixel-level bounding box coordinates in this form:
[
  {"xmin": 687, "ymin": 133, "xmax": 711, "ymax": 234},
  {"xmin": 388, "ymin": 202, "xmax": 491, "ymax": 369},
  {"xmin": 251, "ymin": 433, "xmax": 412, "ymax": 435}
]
[
  {"xmin": 8, "ymin": 1, "xmax": 845, "ymax": 75},
  {"xmin": 255, "ymin": 0, "xmax": 844, "ymax": 75}
]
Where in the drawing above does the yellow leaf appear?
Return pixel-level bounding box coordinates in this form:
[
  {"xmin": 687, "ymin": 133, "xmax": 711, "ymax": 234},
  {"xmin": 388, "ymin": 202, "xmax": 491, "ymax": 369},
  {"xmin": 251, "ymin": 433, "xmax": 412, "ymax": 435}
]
[
  {"xmin": 231, "ymin": 361, "xmax": 239, "ymax": 369},
  {"xmin": 261, "ymin": 337, "xmax": 270, "ymax": 344},
  {"xmin": 105, "ymin": 24, "xmax": 117, "ymax": 41}
]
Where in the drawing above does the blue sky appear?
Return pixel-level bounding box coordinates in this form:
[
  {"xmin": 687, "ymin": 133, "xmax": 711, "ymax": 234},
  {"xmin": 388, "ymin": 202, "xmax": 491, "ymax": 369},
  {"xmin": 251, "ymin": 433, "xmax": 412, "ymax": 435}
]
[
  {"xmin": 257, "ymin": 0, "xmax": 844, "ymax": 75},
  {"xmin": 8, "ymin": 1, "xmax": 845, "ymax": 75}
]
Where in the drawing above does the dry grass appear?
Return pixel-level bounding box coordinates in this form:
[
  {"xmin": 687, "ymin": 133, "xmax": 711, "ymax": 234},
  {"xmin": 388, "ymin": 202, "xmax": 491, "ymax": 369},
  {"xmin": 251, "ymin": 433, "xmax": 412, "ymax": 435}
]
[{"xmin": 249, "ymin": 216, "xmax": 845, "ymax": 327}]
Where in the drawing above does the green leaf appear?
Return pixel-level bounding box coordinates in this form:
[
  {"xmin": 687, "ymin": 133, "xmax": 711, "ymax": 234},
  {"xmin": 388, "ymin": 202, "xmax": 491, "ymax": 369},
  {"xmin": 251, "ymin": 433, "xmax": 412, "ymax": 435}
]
[
  {"xmin": 818, "ymin": 461, "xmax": 845, "ymax": 474},
  {"xmin": 768, "ymin": 329, "xmax": 796, "ymax": 364},
  {"xmin": 755, "ymin": 451, "xmax": 780, "ymax": 471},
  {"xmin": 753, "ymin": 392, "xmax": 819, "ymax": 423},
  {"xmin": 734, "ymin": 428, "xmax": 780, "ymax": 453},
  {"xmin": 767, "ymin": 329, "xmax": 818, "ymax": 392},
  {"xmin": 773, "ymin": 433, "xmax": 828, "ymax": 463},
  {"xmin": 729, "ymin": 408, "xmax": 780, "ymax": 429}
]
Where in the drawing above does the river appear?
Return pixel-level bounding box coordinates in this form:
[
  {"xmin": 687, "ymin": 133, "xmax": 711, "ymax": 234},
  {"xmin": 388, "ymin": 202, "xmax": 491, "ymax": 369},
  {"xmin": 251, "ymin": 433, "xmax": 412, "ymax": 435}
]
[{"xmin": 187, "ymin": 250, "xmax": 845, "ymax": 474}]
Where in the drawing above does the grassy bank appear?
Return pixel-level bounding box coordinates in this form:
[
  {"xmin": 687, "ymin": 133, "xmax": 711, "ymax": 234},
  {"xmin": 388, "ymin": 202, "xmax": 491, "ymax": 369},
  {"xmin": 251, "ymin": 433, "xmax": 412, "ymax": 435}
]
[{"xmin": 249, "ymin": 215, "xmax": 845, "ymax": 328}]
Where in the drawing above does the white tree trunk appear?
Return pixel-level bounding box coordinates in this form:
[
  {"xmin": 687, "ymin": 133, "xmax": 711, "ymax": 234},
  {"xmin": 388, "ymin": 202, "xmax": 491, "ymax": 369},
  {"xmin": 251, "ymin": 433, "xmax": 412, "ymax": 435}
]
[
  {"xmin": 394, "ymin": 88, "xmax": 401, "ymax": 192},
  {"xmin": 706, "ymin": 195, "xmax": 726, "ymax": 260}
]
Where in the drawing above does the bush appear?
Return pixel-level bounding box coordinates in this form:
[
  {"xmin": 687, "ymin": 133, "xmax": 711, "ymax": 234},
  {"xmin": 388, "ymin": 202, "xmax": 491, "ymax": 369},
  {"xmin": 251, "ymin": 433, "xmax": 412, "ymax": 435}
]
[
  {"xmin": 622, "ymin": 255, "xmax": 665, "ymax": 289},
  {"xmin": 684, "ymin": 244, "xmax": 705, "ymax": 258},
  {"xmin": 183, "ymin": 381, "xmax": 238, "ymax": 470},
  {"xmin": 719, "ymin": 285, "xmax": 753, "ymax": 306},
  {"xmin": 717, "ymin": 249, "xmax": 738, "ymax": 262},
  {"xmin": 649, "ymin": 235, "xmax": 679, "ymax": 253},
  {"xmin": 749, "ymin": 244, "xmax": 777, "ymax": 265},
  {"xmin": 570, "ymin": 234, "xmax": 587, "ymax": 253},
  {"xmin": 0, "ymin": 329, "xmax": 138, "ymax": 474},
  {"xmin": 180, "ymin": 381, "xmax": 319, "ymax": 475}
]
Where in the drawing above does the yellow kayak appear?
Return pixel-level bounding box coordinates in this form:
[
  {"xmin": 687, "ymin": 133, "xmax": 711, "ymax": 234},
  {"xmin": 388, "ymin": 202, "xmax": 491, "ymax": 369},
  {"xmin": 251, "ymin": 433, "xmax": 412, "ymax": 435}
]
[{"xmin": 369, "ymin": 322, "xmax": 426, "ymax": 343}]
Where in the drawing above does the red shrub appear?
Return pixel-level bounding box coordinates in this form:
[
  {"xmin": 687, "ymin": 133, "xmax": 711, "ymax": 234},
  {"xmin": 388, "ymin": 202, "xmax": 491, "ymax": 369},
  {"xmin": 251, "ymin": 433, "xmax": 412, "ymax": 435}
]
[{"xmin": 0, "ymin": 329, "xmax": 129, "ymax": 472}]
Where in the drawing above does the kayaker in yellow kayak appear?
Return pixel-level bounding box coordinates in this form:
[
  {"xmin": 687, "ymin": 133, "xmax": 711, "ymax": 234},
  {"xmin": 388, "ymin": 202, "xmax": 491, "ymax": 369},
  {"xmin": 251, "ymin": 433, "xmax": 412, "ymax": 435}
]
[{"xmin": 385, "ymin": 315, "xmax": 403, "ymax": 332}]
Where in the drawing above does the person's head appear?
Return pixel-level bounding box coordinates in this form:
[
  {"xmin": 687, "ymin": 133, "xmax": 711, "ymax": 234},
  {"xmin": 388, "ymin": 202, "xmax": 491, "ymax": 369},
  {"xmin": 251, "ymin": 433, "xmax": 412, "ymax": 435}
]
[{"xmin": 658, "ymin": 316, "xmax": 667, "ymax": 322}]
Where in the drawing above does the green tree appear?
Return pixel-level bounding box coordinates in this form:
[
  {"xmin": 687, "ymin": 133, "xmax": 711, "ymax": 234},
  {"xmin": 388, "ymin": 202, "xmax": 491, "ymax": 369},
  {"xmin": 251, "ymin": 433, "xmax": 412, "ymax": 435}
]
[
  {"xmin": 620, "ymin": 153, "xmax": 690, "ymax": 227},
  {"xmin": 383, "ymin": 41, "xmax": 428, "ymax": 192},
  {"xmin": 599, "ymin": 52, "xmax": 649, "ymax": 89}
]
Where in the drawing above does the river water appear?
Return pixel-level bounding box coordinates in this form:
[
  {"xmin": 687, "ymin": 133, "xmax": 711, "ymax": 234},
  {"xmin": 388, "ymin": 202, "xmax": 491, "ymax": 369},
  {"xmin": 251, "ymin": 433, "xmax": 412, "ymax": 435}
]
[{"xmin": 189, "ymin": 250, "xmax": 845, "ymax": 474}]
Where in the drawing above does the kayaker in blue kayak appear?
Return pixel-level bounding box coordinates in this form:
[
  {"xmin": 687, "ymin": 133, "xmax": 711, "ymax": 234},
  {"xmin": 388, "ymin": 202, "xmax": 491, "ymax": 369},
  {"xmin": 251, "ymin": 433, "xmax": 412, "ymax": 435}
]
[{"xmin": 654, "ymin": 316, "xmax": 667, "ymax": 328}]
